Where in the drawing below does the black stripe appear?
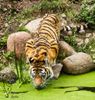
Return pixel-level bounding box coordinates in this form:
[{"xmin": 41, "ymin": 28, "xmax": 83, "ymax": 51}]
[
  {"xmin": 41, "ymin": 24, "xmax": 56, "ymax": 35},
  {"xmin": 42, "ymin": 21, "xmax": 55, "ymax": 29},
  {"xmin": 44, "ymin": 18, "xmax": 55, "ymax": 24},
  {"xmin": 36, "ymin": 37, "xmax": 50, "ymax": 44},
  {"xmin": 51, "ymin": 46, "xmax": 58, "ymax": 54},
  {"xmin": 35, "ymin": 42, "xmax": 50, "ymax": 48},
  {"xmin": 26, "ymin": 45, "xmax": 33, "ymax": 48},
  {"xmin": 50, "ymin": 15, "xmax": 58, "ymax": 23},
  {"xmin": 26, "ymin": 42, "xmax": 33, "ymax": 45},
  {"xmin": 39, "ymin": 29, "xmax": 55, "ymax": 39},
  {"xmin": 34, "ymin": 38, "xmax": 50, "ymax": 47},
  {"xmin": 36, "ymin": 46, "xmax": 48, "ymax": 53},
  {"xmin": 40, "ymin": 26, "xmax": 56, "ymax": 39},
  {"xmin": 51, "ymin": 41, "xmax": 58, "ymax": 46}
]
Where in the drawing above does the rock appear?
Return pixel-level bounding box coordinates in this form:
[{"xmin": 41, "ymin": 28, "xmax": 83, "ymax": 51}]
[
  {"xmin": 62, "ymin": 52, "xmax": 95, "ymax": 74},
  {"xmin": 52, "ymin": 63, "xmax": 63, "ymax": 79},
  {"xmin": 25, "ymin": 18, "xmax": 42, "ymax": 33},
  {"xmin": 59, "ymin": 41, "xmax": 76, "ymax": 57},
  {"xmin": 7, "ymin": 31, "xmax": 31, "ymax": 58},
  {"xmin": 0, "ymin": 67, "xmax": 17, "ymax": 84}
]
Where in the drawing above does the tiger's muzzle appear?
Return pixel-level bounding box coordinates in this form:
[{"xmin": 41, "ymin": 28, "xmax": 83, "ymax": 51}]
[{"xmin": 29, "ymin": 66, "xmax": 54, "ymax": 89}]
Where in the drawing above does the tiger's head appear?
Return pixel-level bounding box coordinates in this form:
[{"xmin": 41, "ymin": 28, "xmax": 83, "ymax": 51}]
[{"xmin": 29, "ymin": 60, "xmax": 54, "ymax": 89}]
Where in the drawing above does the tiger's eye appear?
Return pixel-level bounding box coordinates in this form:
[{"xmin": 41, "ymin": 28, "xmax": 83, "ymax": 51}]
[
  {"xmin": 39, "ymin": 69, "xmax": 46, "ymax": 78},
  {"xmin": 29, "ymin": 57, "xmax": 34, "ymax": 63},
  {"xmin": 30, "ymin": 69, "xmax": 36, "ymax": 78},
  {"xmin": 40, "ymin": 69, "xmax": 45, "ymax": 73}
]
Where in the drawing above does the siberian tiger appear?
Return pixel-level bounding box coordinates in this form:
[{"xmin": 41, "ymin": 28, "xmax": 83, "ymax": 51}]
[{"xmin": 25, "ymin": 14, "xmax": 61, "ymax": 89}]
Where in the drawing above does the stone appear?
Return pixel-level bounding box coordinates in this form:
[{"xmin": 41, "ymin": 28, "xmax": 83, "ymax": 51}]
[
  {"xmin": 0, "ymin": 67, "xmax": 17, "ymax": 84},
  {"xmin": 52, "ymin": 63, "xmax": 63, "ymax": 79},
  {"xmin": 7, "ymin": 31, "xmax": 31, "ymax": 58},
  {"xmin": 59, "ymin": 41, "xmax": 76, "ymax": 57},
  {"xmin": 25, "ymin": 18, "xmax": 42, "ymax": 33},
  {"xmin": 62, "ymin": 52, "xmax": 95, "ymax": 74}
]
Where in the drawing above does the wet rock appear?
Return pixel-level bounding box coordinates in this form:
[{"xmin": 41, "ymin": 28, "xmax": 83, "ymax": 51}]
[
  {"xmin": 0, "ymin": 67, "xmax": 17, "ymax": 84},
  {"xmin": 62, "ymin": 52, "xmax": 95, "ymax": 74},
  {"xmin": 25, "ymin": 18, "xmax": 42, "ymax": 33},
  {"xmin": 7, "ymin": 31, "xmax": 31, "ymax": 58}
]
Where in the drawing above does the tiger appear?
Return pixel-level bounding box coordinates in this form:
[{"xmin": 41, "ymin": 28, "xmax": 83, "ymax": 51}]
[
  {"xmin": 61, "ymin": 23, "xmax": 88, "ymax": 35},
  {"xmin": 60, "ymin": 13, "xmax": 88, "ymax": 36},
  {"xmin": 25, "ymin": 14, "xmax": 61, "ymax": 89}
]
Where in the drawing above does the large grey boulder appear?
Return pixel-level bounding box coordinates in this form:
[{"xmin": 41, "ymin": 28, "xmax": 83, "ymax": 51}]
[
  {"xmin": 25, "ymin": 18, "xmax": 42, "ymax": 33},
  {"xmin": 59, "ymin": 41, "xmax": 95, "ymax": 74},
  {"xmin": 62, "ymin": 52, "xmax": 95, "ymax": 74}
]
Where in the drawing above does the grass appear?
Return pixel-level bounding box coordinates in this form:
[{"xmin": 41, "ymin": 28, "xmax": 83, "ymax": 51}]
[
  {"xmin": 4, "ymin": 0, "xmax": 79, "ymax": 34},
  {"xmin": 63, "ymin": 34, "xmax": 95, "ymax": 61},
  {"xmin": 75, "ymin": 0, "xmax": 95, "ymax": 29}
]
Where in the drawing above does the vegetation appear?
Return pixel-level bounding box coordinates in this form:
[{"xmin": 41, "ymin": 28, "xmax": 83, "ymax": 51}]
[
  {"xmin": 63, "ymin": 35, "xmax": 95, "ymax": 61},
  {"xmin": 76, "ymin": 0, "xmax": 95, "ymax": 29}
]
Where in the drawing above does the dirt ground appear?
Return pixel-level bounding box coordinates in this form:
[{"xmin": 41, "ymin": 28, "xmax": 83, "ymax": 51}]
[{"xmin": 0, "ymin": 0, "xmax": 39, "ymax": 33}]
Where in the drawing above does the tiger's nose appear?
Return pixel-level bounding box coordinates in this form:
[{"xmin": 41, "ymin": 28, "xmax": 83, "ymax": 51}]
[{"xmin": 34, "ymin": 76, "xmax": 43, "ymax": 88}]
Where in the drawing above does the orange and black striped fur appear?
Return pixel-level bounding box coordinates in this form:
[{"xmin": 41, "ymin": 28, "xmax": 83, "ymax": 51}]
[{"xmin": 25, "ymin": 14, "xmax": 61, "ymax": 89}]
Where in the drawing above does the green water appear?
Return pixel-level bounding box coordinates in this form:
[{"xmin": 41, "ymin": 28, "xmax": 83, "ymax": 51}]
[{"xmin": 0, "ymin": 71, "xmax": 95, "ymax": 100}]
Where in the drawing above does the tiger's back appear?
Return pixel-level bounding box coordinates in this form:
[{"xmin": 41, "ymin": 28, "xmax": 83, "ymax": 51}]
[{"xmin": 26, "ymin": 14, "xmax": 61, "ymax": 65}]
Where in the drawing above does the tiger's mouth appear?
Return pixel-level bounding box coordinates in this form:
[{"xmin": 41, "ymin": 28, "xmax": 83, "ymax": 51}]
[
  {"xmin": 32, "ymin": 75, "xmax": 50, "ymax": 89},
  {"xmin": 33, "ymin": 76, "xmax": 45, "ymax": 89}
]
